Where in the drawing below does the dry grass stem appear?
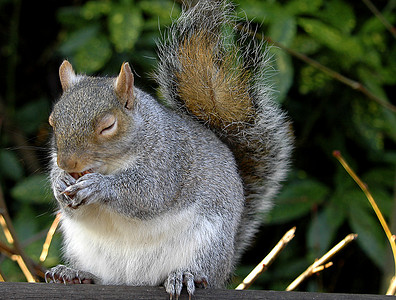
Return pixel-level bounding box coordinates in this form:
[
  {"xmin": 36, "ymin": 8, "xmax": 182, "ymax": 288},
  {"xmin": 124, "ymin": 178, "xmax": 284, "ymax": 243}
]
[
  {"xmin": 312, "ymin": 262, "xmax": 333, "ymax": 274},
  {"xmin": 40, "ymin": 213, "xmax": 61, "ymax": 262},
  {"xmin": 387, "ymin": 276, "xmax": 396, "ymax": 295},
  {"xmin": 11, "ymin": 254, "xmax": 35, "ymax": 283},
  {"xmin": 333, "ymin": 150, "xmax": 396, "ymax": 295},
  {"xmin": 0, "ymin": 214, "xmax": 14, "ymax": 244},
  {"xmin": 235, "ymin": 227, "xmax": 296, "ymax": 290},
  {"xmin": 286, "ymin": 233, "xmax": 357, "ymax": 291}
]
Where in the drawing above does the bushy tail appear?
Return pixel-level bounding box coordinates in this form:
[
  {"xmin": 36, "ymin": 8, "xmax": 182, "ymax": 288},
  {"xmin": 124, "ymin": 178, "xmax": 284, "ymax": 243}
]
[{"xmin": 155, "ymin": 0, "xmax": 293, "ymax": 261}]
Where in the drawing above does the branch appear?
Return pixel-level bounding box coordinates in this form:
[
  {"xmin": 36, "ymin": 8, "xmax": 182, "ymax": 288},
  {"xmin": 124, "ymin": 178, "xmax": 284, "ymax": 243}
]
[
  {"xmin": 235, "ymin": 227, "xmax": 296, "ymax": 290},
  {"xmin": 361, "ymin": 0, "xmax": 396, "ymax": 40},
  {"xmin": 0, "ymin": 186, "xmax": 38, "ymax": 282},
  {"xmin": 286, "ymin": 233, "xmax": 357, "ymax": 291},
  {"xmin": 0, "ymin": 239, "xmax": 46, "ymax": 281}
]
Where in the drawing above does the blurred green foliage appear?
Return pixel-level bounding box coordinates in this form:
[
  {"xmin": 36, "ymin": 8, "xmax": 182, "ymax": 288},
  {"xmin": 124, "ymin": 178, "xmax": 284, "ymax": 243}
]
[{"xmin": 0, "ymin": 0, "xmax": 395, "ymax": 294}]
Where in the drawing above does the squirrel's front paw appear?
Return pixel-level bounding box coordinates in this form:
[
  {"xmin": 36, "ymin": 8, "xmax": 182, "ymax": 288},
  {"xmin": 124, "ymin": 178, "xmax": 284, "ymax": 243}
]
[
  {"xmin": 63, "ymin": 173, "xmax": 107, "ymax": 208},
  {"xmin": 53, "ymin": 172, "xmax": 76, "ymax": 206},
  {"xmin": 45, "ymin": 265, "xmax": 99, "ymax": 284},
  {"xmin": 164, "ymin": 271, "xmax": 208, "ymax": 299}
]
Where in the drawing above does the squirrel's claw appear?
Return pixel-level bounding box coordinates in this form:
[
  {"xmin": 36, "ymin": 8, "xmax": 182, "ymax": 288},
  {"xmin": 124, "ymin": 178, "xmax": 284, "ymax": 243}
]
[
  {"xmin": 62, "ymin": 173, "xmax": 104, "ymax": 208},
  {"xmin": 45, "ymin": 265, "xmax": 98, "ymax": 284},
  {"xmin": 165, "ymin": 271, "xmax": 204, "ymax": 299}
]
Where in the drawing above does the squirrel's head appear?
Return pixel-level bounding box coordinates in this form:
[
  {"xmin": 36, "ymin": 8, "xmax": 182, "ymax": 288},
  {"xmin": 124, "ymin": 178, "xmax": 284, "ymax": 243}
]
[{"xmin": 49, "ymin": 60, "xmax": 135, "ymax": 176}]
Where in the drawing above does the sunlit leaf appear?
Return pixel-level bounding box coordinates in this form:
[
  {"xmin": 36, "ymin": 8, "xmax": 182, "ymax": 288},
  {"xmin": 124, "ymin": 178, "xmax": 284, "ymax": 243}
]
[
  {"xmin": 82, "ymin": 0, "xmax": 111, "ymax": 20},
  {"xmin": 298, "ymin": 17, "xmax": 363, "ymax": 62},
  {"xmin": 108, "ymin": 6, "xmax": 143, "ymax": 52},
  {"xmin": 74, "ymin": 34, "xmax": 112, "ymax": 73},
  {"xmin": 285, "ymin": 0, "xmax": 322, "ymax": 15}
]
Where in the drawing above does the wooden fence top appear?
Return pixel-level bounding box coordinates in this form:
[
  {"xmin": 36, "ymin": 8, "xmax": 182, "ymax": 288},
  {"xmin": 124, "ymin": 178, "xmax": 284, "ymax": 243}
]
[{"xmin": 0, "ymin": 282, "xmax": 392, "ymax": 299}]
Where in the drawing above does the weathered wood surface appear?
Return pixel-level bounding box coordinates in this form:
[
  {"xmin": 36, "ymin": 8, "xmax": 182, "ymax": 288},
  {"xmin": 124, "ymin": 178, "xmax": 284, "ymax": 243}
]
[{"xmin": 0, "ymin": 282, "xmax": 392, "ymax": 299}]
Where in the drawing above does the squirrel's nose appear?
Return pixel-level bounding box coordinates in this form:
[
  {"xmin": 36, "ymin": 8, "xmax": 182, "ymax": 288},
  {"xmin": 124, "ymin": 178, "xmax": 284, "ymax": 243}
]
[{"xmin": 57, "ymin": 155, "xmax": 79, "ymax": 172}]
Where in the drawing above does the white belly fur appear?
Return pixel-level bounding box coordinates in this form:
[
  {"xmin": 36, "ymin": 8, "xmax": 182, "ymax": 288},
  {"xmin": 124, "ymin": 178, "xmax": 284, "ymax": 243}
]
[{"xmin": 61, "ymin": 204, "xmax": 218, "ymax": 285}]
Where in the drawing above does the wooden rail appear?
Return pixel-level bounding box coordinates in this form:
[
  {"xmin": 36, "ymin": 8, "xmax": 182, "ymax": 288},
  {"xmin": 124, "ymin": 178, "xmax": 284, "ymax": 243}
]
[{"xmin": 0, "ymin": 282, "xmax": 392, "ymax": 299}]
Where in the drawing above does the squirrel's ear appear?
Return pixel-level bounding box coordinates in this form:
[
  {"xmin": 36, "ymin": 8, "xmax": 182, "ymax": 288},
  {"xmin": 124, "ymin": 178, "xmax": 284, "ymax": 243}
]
[
  {"xmin": 115, "ymin": 62, "xmax": 134, "ymax": 109},
  {"xmin": 59, "ymin": 60, "xmax": 81, "ymax": 92}
]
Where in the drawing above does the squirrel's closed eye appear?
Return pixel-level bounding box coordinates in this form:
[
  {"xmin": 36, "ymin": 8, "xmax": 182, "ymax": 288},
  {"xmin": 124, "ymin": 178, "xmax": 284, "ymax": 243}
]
[{"xmin": 99, "ymin": 115, "xmax": 117, "ymax": 136}]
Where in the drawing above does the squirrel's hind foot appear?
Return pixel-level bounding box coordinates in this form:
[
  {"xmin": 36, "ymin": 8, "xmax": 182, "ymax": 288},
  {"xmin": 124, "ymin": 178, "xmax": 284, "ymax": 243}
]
[
  {"xmin": 164, "ymin": 271, "xmax": 208, "ymax": 299},
  {"xmin": 45, "ymin": 265, "xmax": 98, "ymax": 285}
]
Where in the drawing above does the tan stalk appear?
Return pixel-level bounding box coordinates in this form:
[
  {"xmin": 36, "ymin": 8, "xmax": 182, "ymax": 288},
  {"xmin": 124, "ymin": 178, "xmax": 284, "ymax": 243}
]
[
  {"xmin": 40, "ymin": 213, "xmax": 61, "ymax": 262},
  {"xmin": 235, "ymin": 227, "xmax": 296, "ymax": 290},
  {"xmin": 286, "ymin": 233, "xmax": 357, "ymax": 291},
  {"xmin": 333, "ymin": 150, "xmax": 396, "ymax": 295}
]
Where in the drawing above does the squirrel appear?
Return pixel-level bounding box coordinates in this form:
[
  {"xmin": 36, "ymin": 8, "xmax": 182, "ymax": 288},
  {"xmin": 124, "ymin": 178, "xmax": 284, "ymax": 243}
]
[{"xmin": 45, "ymin": 0, "xmax": 292, "ymax": 297}]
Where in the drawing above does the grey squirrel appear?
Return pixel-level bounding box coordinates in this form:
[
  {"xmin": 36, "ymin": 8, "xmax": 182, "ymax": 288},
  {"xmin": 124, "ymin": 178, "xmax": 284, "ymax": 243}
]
[{"xmin": 45, "ymin": 0, "xmax": 292, "ymax": 297}]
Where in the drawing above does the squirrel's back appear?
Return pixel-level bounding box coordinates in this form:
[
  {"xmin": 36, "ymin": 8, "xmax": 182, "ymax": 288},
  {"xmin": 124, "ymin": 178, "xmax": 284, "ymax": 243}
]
[{"xmin": 156, "ymin": 0, "xmax": 293, "ymax": 258}]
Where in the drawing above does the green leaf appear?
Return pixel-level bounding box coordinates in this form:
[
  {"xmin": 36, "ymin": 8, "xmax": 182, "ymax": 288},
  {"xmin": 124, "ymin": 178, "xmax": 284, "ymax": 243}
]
[
  {"xmin": 348, "ymin": 202, "xmax": 387, "ymax": 270},
  {"xmin": 14, "ymin": 205, "xmax": 38, "ymax": 241},
  {"xmin": 59, "ymin": 25, "xmax": 100, "ymax": 55},
  {"xmin": 0, "ymin": 150, "xmax": 24, "ymax": 181},
  {"xmin": 299, "ymin": 64, "xmax": 330, "ymax": 95},
  {"xmin": 139, "ymin": 0, "xmax": 181, "ymax": 23},
  {"xmin": 82, "ymin": 0, "xmax": 112, "ymax": 20},
  {"xmin": 333, "ymin": 165, "xmax": 356, "ymax": 194},
  {"xmin": 367, "ymin": 188, "xmax": 393, "ymax": 219},
  {"xmin": 318, "ymin": 0, "xmax": 355, "ymax": 34},
  {"xmin": 11, "ymin": 174, "xmax": 52, "ymax": 204},
  {"xmin": 74, "ymin": 34, "xmax": 112, "ymax": 73},
  {"xmin": 291, "ymin": 35, "xmax": 321, "ymax": 55},
  {"xmin": 285, "ymin": 0, "xmax": 322, "ymax": 15},
  {"xmin": 58, "ymin": 24, "xmax": 112, "ymax": 72},
  {"xmin": 15, "ymin": 98, "xmax": 50, "ymax": 135},
  {"xmin": 267, "ymin": 179, "xmax": 329, "ymax": 224},
  {"xmin": 307, "ymin": 200, "xmax": 346, "ymax": 255},
  {"xmin": 269, "ymin": 15, "xmax": 296, "ymax": 47},
  {"xmin": 363, "ymin": 168, "xmax": 396, "ymax": 190},
  {"xmin": 236, "ymin": 0, "xmax": 282, "ymax": 24},
  {"xmin": 298, "ymin": 18, "xmax": 363, "ymax": 63},
  {"xmin": 333, "ymin": 188, "xmax": 367, "ymax": 211},
  {"xmin": 108, "ymin": 5, "xmax": 143, "ymax": 52},
  {"xmin": 57, "ymin": 6, "xmax": 85, "ymax": 28},
  {"xmin": 352, "ymin": 101, "xmax": 387, "ymax": 151},
  {"xmin": 270, "ymin": 47, "xmax": 293, "ymax": 103}
]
